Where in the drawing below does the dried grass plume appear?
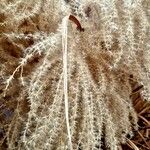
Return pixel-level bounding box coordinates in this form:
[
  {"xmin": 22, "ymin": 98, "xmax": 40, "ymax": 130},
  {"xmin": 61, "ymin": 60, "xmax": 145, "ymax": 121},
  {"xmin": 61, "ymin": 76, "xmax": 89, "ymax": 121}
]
[{"xmin": 0, "ymin": 0, "xmax": 149, "ymax": 149}]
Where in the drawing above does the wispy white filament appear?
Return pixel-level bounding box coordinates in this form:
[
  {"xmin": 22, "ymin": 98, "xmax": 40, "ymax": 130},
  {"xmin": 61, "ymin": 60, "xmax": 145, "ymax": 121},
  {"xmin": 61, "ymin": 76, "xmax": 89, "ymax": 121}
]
[{"xmin": 62, "ymin": 15, "xmax": 73, "ymax": 150}]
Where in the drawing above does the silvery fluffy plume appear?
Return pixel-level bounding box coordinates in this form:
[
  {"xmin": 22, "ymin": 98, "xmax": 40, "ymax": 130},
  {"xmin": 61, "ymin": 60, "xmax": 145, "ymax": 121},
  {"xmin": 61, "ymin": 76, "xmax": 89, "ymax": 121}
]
[{"xmin": 0, "ymin": 0, "xmax": 149, "ymax": 149}]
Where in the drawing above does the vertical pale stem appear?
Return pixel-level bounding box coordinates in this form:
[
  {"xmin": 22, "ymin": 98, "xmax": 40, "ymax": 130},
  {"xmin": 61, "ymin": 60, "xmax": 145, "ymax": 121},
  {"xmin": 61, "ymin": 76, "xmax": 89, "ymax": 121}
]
[{"xmin": 62, "ymin": 15, "xmax": 73, "ymax": 150}]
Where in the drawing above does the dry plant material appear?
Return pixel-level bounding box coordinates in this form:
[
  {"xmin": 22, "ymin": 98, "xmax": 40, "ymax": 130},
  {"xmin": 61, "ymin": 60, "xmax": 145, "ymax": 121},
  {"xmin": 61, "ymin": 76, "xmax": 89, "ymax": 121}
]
[
  {"xmin": 0, "ymin": 0, "xmax": 150, "ymax": 150},
  {"xmin": 69, "ymin": 15, "xmax": 84, "ymax": 32}
]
